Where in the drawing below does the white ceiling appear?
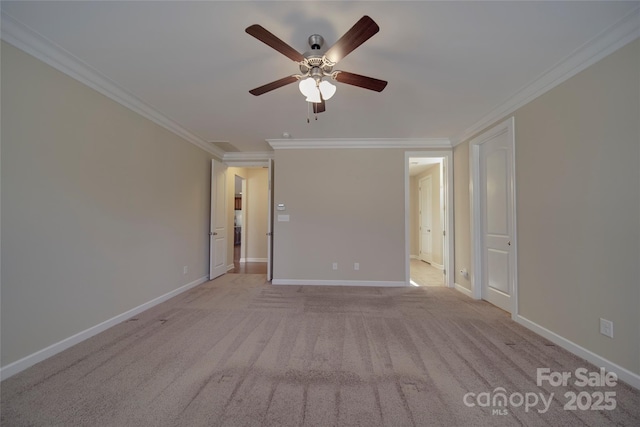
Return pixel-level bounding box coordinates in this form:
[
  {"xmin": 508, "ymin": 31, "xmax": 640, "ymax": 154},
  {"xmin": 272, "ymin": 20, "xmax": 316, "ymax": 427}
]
[
  {"xmin": 409, "ymin": 157, "xmax": 442, "ymax": 177},
  {"xmin": 2, "ymin": 1, "xmax": 638, "ymax": 154}
]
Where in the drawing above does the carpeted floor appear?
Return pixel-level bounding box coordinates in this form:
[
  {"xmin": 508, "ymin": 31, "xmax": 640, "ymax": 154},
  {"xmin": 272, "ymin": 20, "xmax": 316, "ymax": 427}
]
[{"xmin": 1, "ymin": 274, "xmax": 639, "ymax": 426}]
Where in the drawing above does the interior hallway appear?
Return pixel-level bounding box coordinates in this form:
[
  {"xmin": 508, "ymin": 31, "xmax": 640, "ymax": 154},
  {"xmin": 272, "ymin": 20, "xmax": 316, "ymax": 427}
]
[
  {"xmin": 232, "ymin": 244, "xmax": 267, "ymax": 274},
  {"xmin": 410, "ymin": 258, "xmax": 444, "ymax": 287}
]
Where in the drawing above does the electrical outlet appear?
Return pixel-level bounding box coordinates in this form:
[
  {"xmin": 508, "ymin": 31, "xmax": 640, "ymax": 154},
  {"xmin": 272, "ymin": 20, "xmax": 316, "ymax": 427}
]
[
  {"xmin": 332, "ymin": 262, "xmax": 338, "ymax": 270},
  {"xmin": 599, "ymin": 318, "xmax": 613, "ymax": 338},
  {"xmin": 354, "ymin": 262, "xmax": 359, "ymax": 270},
  {"xmin": 183, "ymin": 266, "xmax": 188, "ymax": 275}
]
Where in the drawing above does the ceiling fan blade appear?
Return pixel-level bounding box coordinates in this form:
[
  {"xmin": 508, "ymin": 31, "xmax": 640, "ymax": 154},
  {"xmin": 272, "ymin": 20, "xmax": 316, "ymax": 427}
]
[
  {"xmin": 313, "ymin": 99, "xmax": 326, "ymax": 114},
  {"xmin": 335, "ymin": 71, "xmax": 387, "ymax": 92},
  {"xmin": 249, "ymin": 75, "xmax": 298, "ymax": 96},
  {"xmin": 324, "ymin": 16, "xmax": 379, "ymax": 64},
  {"xmin": 246, "ymin": 25, "xmax": 305, "ymax": 62}
]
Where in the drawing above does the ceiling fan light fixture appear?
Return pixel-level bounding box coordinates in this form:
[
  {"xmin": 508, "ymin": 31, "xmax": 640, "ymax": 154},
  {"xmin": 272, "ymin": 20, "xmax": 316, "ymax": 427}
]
[
  {"xmin": 305, "ymin": 89, "xmax": 322, "ymax": 103},
  {"xmin": 299, "ymin": 77, "xmax": 322, "ymax": 103},
  {"xmin": 298, "ymin": 77, "xmax": 316, "ymax": 98},
  {"xmin": 247, "ymin": 16, "xmax": 388, "ymax": 115},
  {"xmin": 319, "ymin": 80, "xmax": 336, "ymax": 100}
]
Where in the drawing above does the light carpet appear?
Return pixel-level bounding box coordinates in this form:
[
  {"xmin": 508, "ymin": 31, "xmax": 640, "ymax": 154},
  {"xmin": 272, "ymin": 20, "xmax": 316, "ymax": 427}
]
[{"xmin": 1, "ymin": 273, "xmax": 639, "ymax": 426}]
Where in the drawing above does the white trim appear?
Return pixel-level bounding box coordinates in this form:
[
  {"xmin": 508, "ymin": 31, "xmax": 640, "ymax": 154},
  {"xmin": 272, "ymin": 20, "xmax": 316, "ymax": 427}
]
[
  {"xmin": 410, "ymin": 254, "xmax": 419, "ymax": 260},
  {"xmin": 241, "ymin": 258, "xmax": 267, "ymax": 263},
  {"xmin": 272, "ymin": 279, "xmax": 406, "ymax": 287},
  {"xmin": 405, "ymin": 151, "xmax": 454, "ymax": 289},
  {"xmin": 0, "ymin": 12, "xmax": 225, "ymax": 159},
  {"xmin": 454, "ymin": 6, "xmax": 640, "ymax": 145},
  {"xmin": 516, "ymin": 315, "xmax": 640, "ymax": 390},
  {"xmin": 268, "ymin": 138, "xmax": 451, "ymax": 150},
  {"xmin": 224, "ymin": 157, "xmax": 271, "ymax": 169},
  {"xmin": 223, "ymin": 151, "xmax": 274, "ymax": 167},
  {"xmin": 469, "ymin": 117, "xmax": 518, "ymax": 318},
  {"xmin": 227, "ymin": 263, "xmax": 236, "ymax": 272},
  {"xmin": 431, "ymin": 262, "xmax": 444, "ymax": 270},
  {"xmin": 454, "ymin": 283, "xmax": 473, "ymax": 298},
  {"xmin": 266, "ymin": 158, "xmax": 275, "ymax": 281},
  {"xmin": 0, "ymin": 276, "xmax": 209, "ymax": 381}
]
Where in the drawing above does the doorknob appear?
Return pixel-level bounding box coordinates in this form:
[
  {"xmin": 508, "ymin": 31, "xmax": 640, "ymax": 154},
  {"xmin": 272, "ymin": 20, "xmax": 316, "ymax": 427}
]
[{"xmin": 508, "ymin": 241, "xmax": 511, "ymax": 246}]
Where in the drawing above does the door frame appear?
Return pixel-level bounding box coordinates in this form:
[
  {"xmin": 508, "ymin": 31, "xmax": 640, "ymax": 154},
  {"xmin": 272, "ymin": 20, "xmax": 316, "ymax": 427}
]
[
  {"xmin": 469, "ymin": 117, "xmax": 518, "ymax": 318},
  {"xmin": 405, "ymin": 150, "xmax": 454, "ymax": 288},
  {"xmin": 223, "ymin": 158, "xmax": 274, "ymax": 280}
]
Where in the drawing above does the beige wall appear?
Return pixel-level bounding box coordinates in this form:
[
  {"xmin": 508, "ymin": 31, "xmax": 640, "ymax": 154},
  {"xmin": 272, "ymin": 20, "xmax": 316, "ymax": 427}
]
[
  {"xmin": 410, "ymin": 164, "xmax": 443, "ymax": 266},
  {"xmin": 453, "ymin": 39, "xmax": 639, "ymax": 374},
  {"xmin": 273, "ymin": 148, "xmax": 407, "ymax": 282},
  {"xmin": 245, "ymin": 168, "xmax": 268, "ymax": 261},
  {"xmin": 453, "ymin": 145, "xmax": 471, "ymax": 289},
  {"xmin": 1, "ymin": 42, "xmax": 215, "ymax": 366}
]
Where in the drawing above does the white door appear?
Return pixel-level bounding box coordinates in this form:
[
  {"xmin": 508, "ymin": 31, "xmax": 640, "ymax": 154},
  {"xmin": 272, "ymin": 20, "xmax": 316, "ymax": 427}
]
[
  {"xmin": 267, "ymin": 159, "xmax": 274, "ymax": 281},
  {"xmin": 419, "ymin": 175, "xmax": 433, "ymax": 263},
  {"xmin": 209, "ymin": 159, "xmax": 227, "ymax": 280},
  {"xmin": 478, "ymin": 121, "xmax": 515, "ymax": 312}
]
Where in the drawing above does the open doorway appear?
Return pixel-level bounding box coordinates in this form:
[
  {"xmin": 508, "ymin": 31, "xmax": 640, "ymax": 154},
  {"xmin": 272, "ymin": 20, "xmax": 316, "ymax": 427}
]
[
  {"xmin": 226, "ymin": 166, "xmax": 269, "ymax": 275},
  {"xmin": 405, "ymin": 152, "xmax": 454, "ymax": 288}
]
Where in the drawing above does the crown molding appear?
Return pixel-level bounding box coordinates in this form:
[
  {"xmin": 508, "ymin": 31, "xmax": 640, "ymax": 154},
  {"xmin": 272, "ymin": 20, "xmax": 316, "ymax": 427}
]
[
  {"xmin": 454, "ymin": 5, "xmax": 640, "ymax": 146},
  {"xmin": 267, "ymin": 138, "xmax": 451, "ymax": 150},
  {"xmin": 1, "ymin": 12, "xmax": 226, "ymax": 159}
]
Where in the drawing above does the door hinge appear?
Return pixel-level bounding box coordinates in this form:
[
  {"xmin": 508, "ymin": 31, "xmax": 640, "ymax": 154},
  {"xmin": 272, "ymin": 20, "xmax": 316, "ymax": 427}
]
[{"xmin": 443, "ymin": 230, "xmax": 446, "ymax": 236}]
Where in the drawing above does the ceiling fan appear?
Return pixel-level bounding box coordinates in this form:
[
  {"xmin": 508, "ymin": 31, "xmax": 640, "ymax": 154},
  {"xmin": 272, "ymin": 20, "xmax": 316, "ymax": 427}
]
[{"xmin": 246, "ymin": 16, "xmax": 387, "ymax": 114}]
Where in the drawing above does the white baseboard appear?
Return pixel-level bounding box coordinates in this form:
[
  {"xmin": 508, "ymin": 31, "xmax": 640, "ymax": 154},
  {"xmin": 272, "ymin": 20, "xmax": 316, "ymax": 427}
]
[
  {"xmin": 272, "ymin": 279, "xmax": 407, "ymax": 287},
  {"xmin": 454, "ymin": 282, "xmax": 474, "ymax": 298},
  {"xmin": 411, "ymin": 257, "xmax": 443, "ymax": 270},
  {"xmin": 516, "ymin": 315, "xmax": 640, "ymax": 390},
  {"xmin": 0, "ymin": 276, "xmax": 209, "ymax": 381},
  {"xmin": 239, "ymin": 258, "xmax": 267, "ymax": 263},
  {"xmin": 226, "ymin": 264, "xmax": 235, "ymax": 271}
]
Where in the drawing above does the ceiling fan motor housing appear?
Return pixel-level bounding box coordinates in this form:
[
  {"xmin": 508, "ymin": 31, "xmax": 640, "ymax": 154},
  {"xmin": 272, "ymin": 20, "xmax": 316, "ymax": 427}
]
[
  {"xmin": 308, "ymin": 34, "xmax": 324, "ymax": 50},
  {"xmin": 300, "ymin": 34, "xmax": 336, "ymax": 77}
]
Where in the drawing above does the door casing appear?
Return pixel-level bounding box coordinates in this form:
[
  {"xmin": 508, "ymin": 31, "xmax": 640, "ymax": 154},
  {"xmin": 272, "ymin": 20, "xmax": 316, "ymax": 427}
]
[
  {"xmin": 469, "ymin": 117, "xmax": 518, "ymax": 318},
  {"xmin": 223, "ymin": 158, "xmax": 274, "ymax": 280},
  {"xmin": 405, "ymin": 151, "xmax": 454, "ymax": 288}
]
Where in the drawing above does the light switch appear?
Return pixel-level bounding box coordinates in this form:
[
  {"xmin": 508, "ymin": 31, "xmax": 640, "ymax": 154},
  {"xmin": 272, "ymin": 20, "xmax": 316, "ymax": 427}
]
[
  {"xmin": 277, "ymin": 214, "xmax": 290, "ymax": 222},
  {"xmin": 277, "ymin": 203, "xmax": 286, "ymax": 211}
]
